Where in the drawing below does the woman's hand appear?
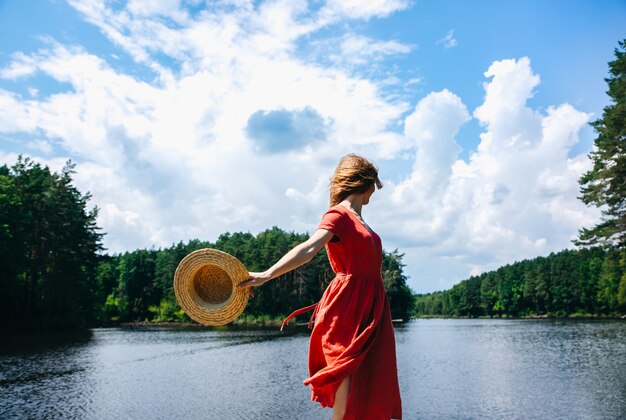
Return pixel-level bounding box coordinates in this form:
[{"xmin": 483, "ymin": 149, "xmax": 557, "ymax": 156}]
[{"xmin": 238, "ymin": 272, "xmax": 271, "ymax": 298}]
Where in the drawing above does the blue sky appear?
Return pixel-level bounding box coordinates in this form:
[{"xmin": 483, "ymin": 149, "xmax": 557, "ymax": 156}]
[{"xmin": 1, "ymin": 0, "xmax": 624, "ymax": 293}]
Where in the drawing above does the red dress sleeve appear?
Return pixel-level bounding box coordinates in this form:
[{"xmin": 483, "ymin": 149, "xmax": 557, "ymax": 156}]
[{"xmin": 317, "ymin": 208, "xmax": 347, "ymax": 239}]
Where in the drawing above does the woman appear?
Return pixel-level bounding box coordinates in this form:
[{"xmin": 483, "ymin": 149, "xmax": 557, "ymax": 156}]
[{"xmin": 237, "ymin": 154, "xmax": 402, "ymax": 420}]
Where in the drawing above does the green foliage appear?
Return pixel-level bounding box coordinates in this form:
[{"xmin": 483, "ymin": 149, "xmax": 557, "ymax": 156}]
[
  {"xmin": 148, "ymin": 299, "xmax": 186, "ymax": 322},
  {"xmin": 597, "ymin": 252, "xmax": 621, "ymax": 313},
  {"xmin": 116, "ymin": 249, "xmax": 161, "ymax": 322},
  {"xmin": 618, "ymin": 273, "xmax": 626, "ymax": 310},
  {"xmin": 382, "ymin": 250, "xmax": 416, "ymax": 321},
  {"xmin": 577, "ymin": 39, "xmax": 626, "ymax": 247},
  {"xmin": 103, "ymin": 293, "xmax": 120, "ymax": 322},
  {"xmin": 0, "ymin": 157, "xmax": 103, "ymax": 331},
  {"xmin": 414, "ymin": 247, "xmax": 626, "ymax": 318}
]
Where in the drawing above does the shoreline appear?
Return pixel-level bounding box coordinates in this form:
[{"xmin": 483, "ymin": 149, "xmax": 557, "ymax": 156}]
[
  {"xmin": 118, "ymin": 314, "xmax": 626, "ymax": 329},
  {"xmin": 119, "ymin": 317, "xmax": 410, "ymax": 329},
  {"xmin": 3, "ymin": 316, "xmax": 623, "ymax": 334}
]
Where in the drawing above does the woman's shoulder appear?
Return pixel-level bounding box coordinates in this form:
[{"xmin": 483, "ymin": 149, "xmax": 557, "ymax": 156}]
[
  {"xmin": 318, "ymin": 204, "xmax": 350, "ymax": 231},
  {"xmin": 322, "ymin": 204, "xmax": 349, "ymax": 217}
]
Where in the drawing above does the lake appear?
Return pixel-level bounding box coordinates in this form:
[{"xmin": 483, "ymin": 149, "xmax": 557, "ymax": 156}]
[{"xmin": 1, "ymin": 319, "xmax": 625, "ymax": 419}]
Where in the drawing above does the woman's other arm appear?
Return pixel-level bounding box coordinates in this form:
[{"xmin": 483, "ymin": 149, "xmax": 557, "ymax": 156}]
[{"xmin": 237, "ymin": 229, "xmax": 334, "ymax": 288}]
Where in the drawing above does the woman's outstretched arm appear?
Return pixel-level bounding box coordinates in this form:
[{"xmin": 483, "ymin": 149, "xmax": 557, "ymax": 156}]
[{"xmin": 237, "ymin": 228, "xmax": 334, "ymax": 289}]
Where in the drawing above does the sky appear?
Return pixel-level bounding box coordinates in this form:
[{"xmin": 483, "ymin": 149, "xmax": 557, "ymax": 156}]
[{"xmin": 1, "ymin": 0, "xmax": 625, "ymax": 293}]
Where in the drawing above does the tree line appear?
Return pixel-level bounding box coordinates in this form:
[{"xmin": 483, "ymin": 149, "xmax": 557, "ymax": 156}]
[{"xmin": 415, "ymin": 247, "xmax": 626, "ymax": 317}]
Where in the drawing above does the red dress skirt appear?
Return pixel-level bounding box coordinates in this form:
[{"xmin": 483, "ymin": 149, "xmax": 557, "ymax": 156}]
[{"xmin": 282, "ymin": 205, "xmax": 402, "ymax": 419}]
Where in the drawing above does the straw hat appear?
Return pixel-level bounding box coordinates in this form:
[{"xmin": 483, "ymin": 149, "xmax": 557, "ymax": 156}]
[{"xmin": 173, "ymin": 248, "xmax": 250, "ymax": 326}]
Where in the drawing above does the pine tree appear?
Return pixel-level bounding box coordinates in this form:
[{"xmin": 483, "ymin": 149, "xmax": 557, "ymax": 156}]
[
  {"xmin": 577, "ymin": 39, "xmax": 626, "ymax": 247},
  {"xmin": 0, "ymin": 157, "xmax": 103, "ymax": 330}
]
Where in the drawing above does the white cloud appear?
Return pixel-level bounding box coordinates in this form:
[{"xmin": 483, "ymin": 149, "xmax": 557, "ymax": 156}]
[
  {"xmin": 437, "ymin": 29, "xmax": 457, "ymax": 49},
  {"xmin": 26, "ymin": 139, "xmax": 53, "ymax": 154},
  {"xmin": 320, "ymin": 0, "xmax": 410, "ymax": 21},
  {"xmin": 0, "ymin": 51, "xmax": 38, "ymax": 79},
  {"xmin": 405, "ymin": 77, "xmax": 421, "ymax": 87},
  {"xmin": 372, "ymin": 57, "xmax": 598, "ymax": 291},
  {"xmin": 401, "ymin": 89, "xmax": 470, "ymax": 197},
  {"xmin": 333, "ymin": 34, "xmax": 413, "ymax": 66},
  {"xmin": 126, "ymin": 0, "xmax": 187, "ymax": 20}
]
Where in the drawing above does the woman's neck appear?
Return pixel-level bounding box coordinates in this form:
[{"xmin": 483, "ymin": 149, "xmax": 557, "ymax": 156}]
[{"xmin": 339, "ymin": 195, "xmax": 364, "ymax": 216}]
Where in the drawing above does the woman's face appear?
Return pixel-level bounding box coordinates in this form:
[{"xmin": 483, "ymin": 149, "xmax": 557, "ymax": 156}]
[{"xmin": 362, "ymin": 183, "xmax": 376, "ymax": 205}]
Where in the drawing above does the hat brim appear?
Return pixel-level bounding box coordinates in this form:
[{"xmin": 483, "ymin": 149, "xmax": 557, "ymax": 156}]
[{"xmin": 174, "ymin": 248, "xmax": 250, "ymax": 326}]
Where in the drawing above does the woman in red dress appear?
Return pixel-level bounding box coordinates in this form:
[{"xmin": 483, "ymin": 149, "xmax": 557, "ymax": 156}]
[{"xmin": 238, "ymin": 154, "xmax": 402, "ymax": 420}]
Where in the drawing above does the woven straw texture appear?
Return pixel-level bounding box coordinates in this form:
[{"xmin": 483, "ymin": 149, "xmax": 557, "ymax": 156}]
[{"xmin": 174, "ymin": 248, "xmax": 249, "ymax": 326}]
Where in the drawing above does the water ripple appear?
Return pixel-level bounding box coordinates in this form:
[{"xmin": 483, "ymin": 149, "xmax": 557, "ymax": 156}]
[{"xmin": 1, "ymin": 320, "xmax": 625, "ymax": 419}]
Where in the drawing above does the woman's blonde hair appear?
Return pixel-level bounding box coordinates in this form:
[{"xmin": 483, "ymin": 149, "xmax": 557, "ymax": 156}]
[{"xmin": 329, "ymin": 153, "xmax": 383, "ymax": 207}]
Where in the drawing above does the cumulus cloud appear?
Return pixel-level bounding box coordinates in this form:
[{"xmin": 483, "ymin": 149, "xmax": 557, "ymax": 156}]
[
  {"xmin": 399, "ymin": 89, "xmax": 470, "ymax": 201},
  {"xmin": 246, "ymin": 107, "xmax": 329, "ymax": 153},
  {"xmin": 373, "ymin": 57, "xmax": 597, "ymax": 290}
]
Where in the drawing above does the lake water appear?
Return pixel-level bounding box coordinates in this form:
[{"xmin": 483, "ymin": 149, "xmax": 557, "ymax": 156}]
[{"xmin": 1, "ymin": 319, "xmax": 625, "ymax": 419}]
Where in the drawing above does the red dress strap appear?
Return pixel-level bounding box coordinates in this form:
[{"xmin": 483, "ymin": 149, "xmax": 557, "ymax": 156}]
[{"xmin": 280, "ymin": 302, "xmax": 319, "ymax": 332}]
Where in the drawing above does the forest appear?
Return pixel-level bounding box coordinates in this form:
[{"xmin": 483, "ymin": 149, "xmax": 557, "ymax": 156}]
[{"xmin": 414, "ymin": 247, "xmax": 626, "ymax": 318}]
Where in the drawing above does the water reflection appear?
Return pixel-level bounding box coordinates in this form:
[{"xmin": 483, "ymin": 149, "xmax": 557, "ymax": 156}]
[
  {"xmin": 1, "ymin": 320, "xmax": 625, "ymax": 419},
  {"xmin": 394, "ymin": 319, "xmax": 626, "ymax": 419}
]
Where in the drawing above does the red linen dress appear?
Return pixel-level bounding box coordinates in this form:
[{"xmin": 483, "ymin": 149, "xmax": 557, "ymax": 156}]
[{"xmin": 281, "ymin": 205, "xmax": 403, "ymax": 420}]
